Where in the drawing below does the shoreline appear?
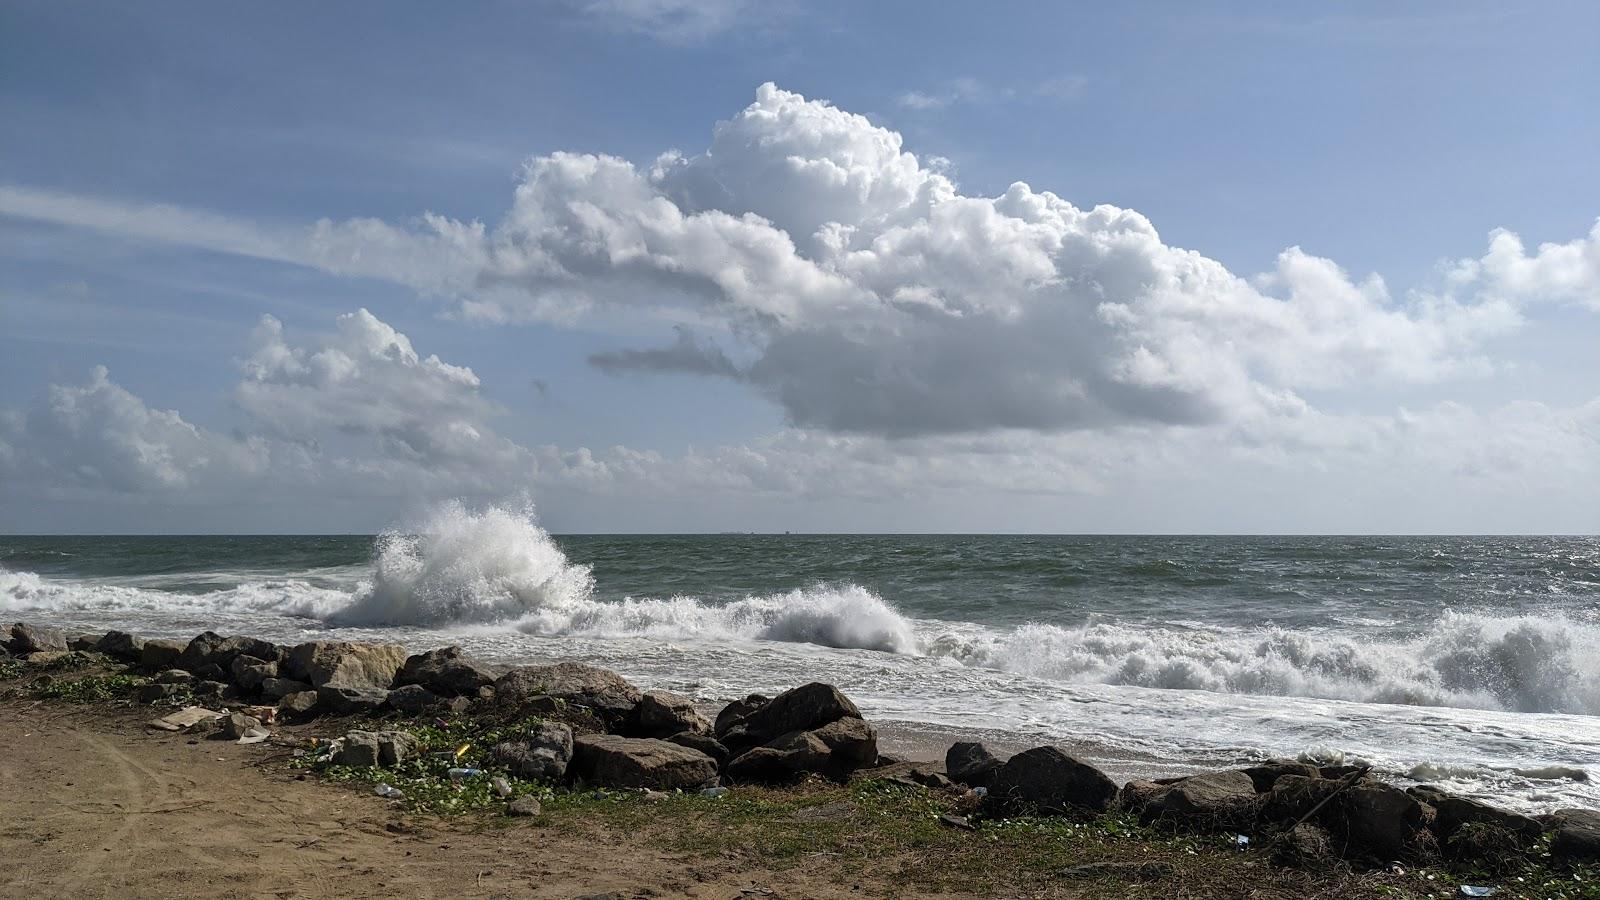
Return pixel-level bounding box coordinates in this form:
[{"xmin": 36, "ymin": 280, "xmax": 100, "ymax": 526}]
[{"xmin": 3, "ymin": 622, "xmax": 1599, "ymax": 899}]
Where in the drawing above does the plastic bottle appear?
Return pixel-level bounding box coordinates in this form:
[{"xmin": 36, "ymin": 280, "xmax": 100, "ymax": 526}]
[
  {"xmin": 447, "ymin": 767, "xmax": 483, "ymax": 780},
  {"xmin": 491, "ymin": 776, "xmax": 512, "ymax": 798},
  {"xmin": 374, "ymin": 784, "xmax": 405, "ymax": 799}
]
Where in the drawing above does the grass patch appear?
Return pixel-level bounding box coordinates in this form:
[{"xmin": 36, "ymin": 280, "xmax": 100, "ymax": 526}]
[
  {"xmin": 0, "ymin": 659, "xmax": 22, "ymax": 681},
  {"xmin": 31, "ymin": 673, "xmax": 150, "ymax": 704}
]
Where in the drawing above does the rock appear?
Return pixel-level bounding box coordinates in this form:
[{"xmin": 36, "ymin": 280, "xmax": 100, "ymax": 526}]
[
  {"xmin": 946, "ymin": 741, "xmax": 1003, "ymax": 788},
  {"xmin": 285, "ymin": 641, "xmax": 407, "ymax": 693},
  {"xmin": 1431, "ymin": 794, "xmax": 1542, "ymax": 842},
  {"xmin": 488, "ymin": 722, "xmax": 574, "ymax": 781},
  {"xmin": 316, "ymin": 684, "xmax": 388, "ymax": 715},
  {"xmin": 137, "ymin": 683, "xmax": 185, "ymax": 704},
  {"xmin": 1150, "ymin": 770, "xmax": 1262, "ymax": 829},
  {"xmin": 68, "ymin": 633, "xmax": 105, "ymax": 652},
  {"xmin": 1274, "ymin": 822, "xmax": 1338, "ymax": 866},
  {"xmin": 23, "ymin": 650, "xmax": 88, "ymax": 667},
  {"xmin": 192, "ymin": 680, "xmax": 233, "ymax": 700},
  {"xmin": 725, "ymin": 716, "xmax": 878, "ymax": 784},
  {"xmin": 178, "ymin": 632, "xmax": 281, "ymax": 673},
  {"xmin": 378, "ymin": 731, "xmax": 418, "ymax": 767},
  {"xmin": 909, "ymin": 769, "xmax": 955, "ymax": 789},
  {"xmin": 335, "ymin": 730, "xmax": 382, "ymax": 767},
  {"xmin": 1260, "ymin": 774, "xmax": 1343, "ymax": 823},
  {"xmin": 219, "ymin": 712, "xmax": 261, "ymax": 740},
  {"xmin": 154, "ymin": 669, "xmax": 195, "ymax": 685},
  {"xmin": 983, "ymin": 746, "xmax": 1119, "ymax": 816},
  {"xmin": 1446, "ymin": 823, "xmax": 1529, "ymax": 872},
  {"xmin": 666, "ymin": 731, "xmax": 730, "ymax": 766},
  {"xmin": 628, "ymin": 690, "xmax": 712, "ymax": 738},
  {"xmin": 394, "ymin": 646, "xmax": 498, "ymax": 696},
  {"xmin": 1239, "ymin": 760, "xmax": 1322, "ymax": 793},
  {"xmin": 1551, "ymin": 808, "xmax": 1600, "ymax": 863},
  {"xmin": 507, "ymin": 795, "xmax": 542, "ymax": 817},
  {"xmin": 1406, "ymin": 784, "xmax": 1453, "ymax": 805},
  {"xmin": 1116, "ymin": 779, "xmax": 1172, "ymax": 817},
  {"xmin": 718, "ymin": 683, "xmax": 861, "ymax": 751},
  {"xmin": 259, "ymin": 676, "xmax": 311, "ymax": 701},
  {"xmin": 278, "ymin": 690, "xmax": 320, "ymax": 719},
  {"xmin": 494, "ymin": 662, "xmax": 643, "ymax": 727},
  {"xmin": 229, "ymin": 655, "xmax": 278, "ymax": 693},
  {"xmin": 713, "ymin": 693, "xmax": 770, "ymax": 738},
  {"xmin": 8, "ymin": 623, "xmax": 67, "ymax": 654},
  {"xmin": 192, "ymin": 663, "xmax": 228, "ymax": 683},
  {"xmin": 1336, "ymin": 781, "xmax": 1427, "ymax": 859},
  {"xmin": 139, "ymin": 639, "xmax": 186, "ymax": 671},
  {"xmin": 96, "ymin": 630, "xmax": 146, "ymax": 662},
  {"xmin": 570, "ymin": 734, "xmax": 718, "ymax": 790},
  {"xmin": 384, "ymin": 684, "xmax": 447, "ymax": 714}
]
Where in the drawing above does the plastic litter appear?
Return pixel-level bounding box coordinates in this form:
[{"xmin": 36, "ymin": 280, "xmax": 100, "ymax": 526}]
[
  {"xmin": 374, "ymin": 784, "xmax": 405, "ymax": 799},
  {"xmin": 1459, "ymin": 888, "xmax": 1496, "ymax": 898},
  {"xmin": 1233, "ymin": 834, "xmax": 1250, "ymax": 850},
  {"xmin": 447, "ymin": 767, "xmax": 483, "ymax": 780},
  {"xmin": 701, "ymin": 786, "xmax": 729, "ymax": 798},
  {"xmin": 453, "ymin": 743, "xmax": 471, "ymax": 760},
  {"xmin": 972, "ymin": 786, "xmax": 988, "ymax": 797},
  {"xmin": 491, "ymin": 776, "xmax": 513, "ymax": 798}
]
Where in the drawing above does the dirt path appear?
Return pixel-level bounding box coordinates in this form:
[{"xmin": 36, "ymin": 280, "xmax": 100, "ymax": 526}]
[{"xmin": 0, "ymin": 700, "xmax": 934, "ymax": 899}]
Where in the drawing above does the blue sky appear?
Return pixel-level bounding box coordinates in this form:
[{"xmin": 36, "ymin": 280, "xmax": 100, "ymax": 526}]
[{"xmin": 2, "ymin": 1, "xmax": 1598, "ymax": 533}]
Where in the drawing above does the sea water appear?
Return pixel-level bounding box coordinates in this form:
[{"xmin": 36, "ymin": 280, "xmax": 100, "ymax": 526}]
[{"xmin": 3, "ymin": 501, "xmax": 1597, "ymax": 812}]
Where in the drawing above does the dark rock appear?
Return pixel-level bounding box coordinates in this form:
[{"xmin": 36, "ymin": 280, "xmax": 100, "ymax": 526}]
[
  {"xmin": 1274, "ymin": 822, "xmax": 1338, "ymax": 866},
  {"xmin": 494, "ymin": 662, "xmax": 643, "ymax": 727},
  {"xmin": 259, "ymin": 676, "xmax": 311, "ymax": 701},
  {"xmin": 178, "ymin": 632, "xmax": 281, "ymax": 673},
  {"xmin": 229, "ymin": 655, "xmax": 278, "ymax": 693},
  {"xmin": 316, "ymin": 684, "xmax": 388, "ymax": 715},
  {"xmin": 725, "ymin": 716, "xmax": 878, "ymax": 784},
  {"xmin": 278, "ymin": 690, "xmax": 320, "ymax": 719},
  {"xmin": 1058, "ymin": 861, "xmax": 1174, "ymax": 881},
  {"xmin": 384, "ymin": 683, "xmax": 447, "ymax": 714},
  {"xmin": 718, "ymin": 683, "xmax": 861, "ymax": 751},
  {"xmin": 571, "ymin": 734, "xmax": 718, "ymax": 790},
  {"xmin": 285, "ymin": 641, "xmax": 407, "ymax": 692},
  {"xmin": 378, "ymin": 731, "xmax": 418, "ymax": 767},
  {"xmin": 666, "ymin": 731, "xmax": 730, "ymax": 766},
  {"xmin": 191, "ymin": 680, "xmax": 232, "ymax": 700},
  {"xmin": 139, "ymin": 638, "xmax": 185, "ymax": 671},
  {"xmin": 68, "ymin": 633, "xmax": 105, "ymax": 652},
  {"xmin": 335, "ymin": 730, "xmax": 381, "ymax": 767},
  {"xmin": 1446, "ymin": 823, "xmax": 1530, "ymax": 872},
  {"xmin": 1116, "ymin": 779, "xmax": 1171, "ymax": 817},
  {"xmin": 507, "ymin": 794, "xmax": 542, "ymax": 817},
  {"xmin": 96, "ymin": 630, "xmax": 146, "ymax": 662},
  {"xmin": 628, "ymin": 690, "xmax": 711, "ymax": 738},
  {"xmin": 137, "ymin": 683, "xmax": 184, "ymax": 704},
  {"xmin": 713, "ymin": 693, "xmax": 770, "ymax": 738},
  {"xmin": 1430, "ymin": 794, "xmax": 1542, "ymax": 842},
  {"xmin": 154, "ymin": 669, "xmax": 195, "ymax": 685},
  {"xmin": 984, "ymin": 746, "xmax": 1118, "ymax": 816},
  {"xmin": 1239, "ymin": 760, "xmax": 1322, "ymax": 793},
  {"xmin": 1260, "ymin": 774, "xmax": 1344, "ymax": 823},
  {"xmin": 488, "ymin": 722, "xmax": 574, "ymax": 781},
  {"xmin": 909, "ymin": 769, "xmax": 955, "ymax": 789},
  {"xmin": 8, "ymin": 623, "xmax": 67, "ymax": 654},
  {"xmin": 1150, "ymin": 770, "xmax": 1261, "ymax": 829},
  {"xmin": 1336, "ymin": 781, "xmax": 1427, "ymax": 859},
  {"xmin": 395, "ymin": 646, "xmax": 498, "ymax": 697},
  {"xmin": 1551, "ymin": 808, "xmax": 1600, "ymax": 863},
  {"xmin": 1406, "ymin": 784, "xmax": 1453, "ymax": 805},
  {"xmin": 946, "ymin": 741, "xmax": 1003, "ymax": 788},
  {"xmin": 192, "ymin": 663, "xmax": 228, "ymax": 683}
]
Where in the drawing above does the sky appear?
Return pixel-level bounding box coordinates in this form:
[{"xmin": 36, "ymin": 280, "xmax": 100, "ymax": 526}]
[{"xmin": 1, "ymin": 0, "xmax": 1598, "ymax": 534}]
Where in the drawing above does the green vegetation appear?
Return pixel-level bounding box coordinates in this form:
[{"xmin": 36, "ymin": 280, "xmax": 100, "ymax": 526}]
[{"xmin": 31, "ymin": 672, "xmax": 150, "ymax": 704}]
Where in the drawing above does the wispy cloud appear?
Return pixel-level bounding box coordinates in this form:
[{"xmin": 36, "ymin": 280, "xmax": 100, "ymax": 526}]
[{"xmin": 895, "ymin": 75, "xmax": 1090, "ymax": 112}]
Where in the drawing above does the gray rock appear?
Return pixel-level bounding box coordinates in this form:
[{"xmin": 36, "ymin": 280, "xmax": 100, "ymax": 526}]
[
  {"xmin": 8, "ymin": 623, "xmax": 67, "ymax": 654},
  {"xmin": 154, "ymin": 669, "xmax": 195, "ymax": 685},
  {"xmin": 335, "ymin": 730, "xmax": 382, "ymax": 767},
  {"xmin": 219, "ymin": 712, "xmax": 261, "ymax": 740},
  {"xmin": 68, "ymin": 633, "xmax": 105, "ymax": 652},
  {"xmin": 507, "ymin": 794, "xmax": 542, "ymax": 817},
  {"xmin": 259, "ymin": 676, "xmax": 312, "ymax": 701},
  {"xmin": 1551, "ymin": 808, "xmax": 1600, "ymax": 863},
  {"xmin": 494, "ymin": 662, "xmax": 643, "ymax": 728},
  {"xmin": 571, "ymin": 734, "xmax": 718, "ymax": 790},
  {"xmin": 1336, "ymin": 781, "xmax": 1427, "ymax": 859},
  {"xmin": 285, "ymin": 641, "xmax": 407, "ymax": 692},
  {"xmin": 394, "ymin": 646, "xmax": 498, "ymax": 697},
  {"xmin": 946, "ymin": 741, "xmax": 1003, "ymax": 788},
  {"xmin": 137, "ymin": 683, "xmax": 185, "ymax": 704},
  {"xmin": 488, "ymin": 721, "xmax": 573, "ymax": 781},
  {"xmin": 192, "ymin": 680, "xmax": 232, "ymax": 700},
  {"xmin": 230, "ymin": 655, "xmax": 278, "ymax": 693},
  {"xmin": 96, "ymin": 630, "xmax": 147, "ymax": 662},
  {"xmin": 666, "ymin": 731, "xmax": 730, "ymax": 766},
  {"xmin": 1116, "ymin": 779, "xmax": 1171, "ymax": 817},
  {"xmin": 713, "ymin": 693, "xmax": 770, "ymax": 738},
  {"xmin": 384, "ymin": 683, "xmax": 447, "ymax": 714},
  {"xmin": 192, "ymin": 663, "xmax": 228, "ymax": 683},
  {"xmin": 983, "ymin": 746, "xmax": 1119, "ymax": 816},
  {"xmin": 628, "ymin": 690, "xmax": 712, "ymax": 738},
  {"xmin": 316, "ymin": 684, "xmax": 388, "ymax": 715},
  {"xmin": 1150, "ymin": 770, "xmax": 1262, "ymax": 829},
  {"xmin": 278, "ymin": 690, "xmax": 320, "ymax": 719},
  {"xmin": 139, "ymin": 638, "xmax": 186, "ymax": 671},
  {"xmin": 1429, "ymin": 793, "xmax": 1542, "ymax": 841},
  {"xmin": 378, "ymin": 731, "xmax": 418, "ymax": 767},
  {"xmin": 718, "ymin": 683, "xmax": 861, "ymax": 751},
  {"xmin": 178, "ymin": 632, "xmax": 281, "ymax": 673},
  {"xmin": 1239, "ymin": 760, "xmax": 1322, "ymax": 793}
]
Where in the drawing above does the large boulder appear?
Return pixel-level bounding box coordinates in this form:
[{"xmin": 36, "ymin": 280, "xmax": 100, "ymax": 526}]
[
  {"xmin": 1430, "ymin": 794, "xmax": 1542, "ymax": 842},
  {"xmin": 259, "ymin": 676, "xmax": 312, "ymax": 701},
  {"xmin": 229, "ymin": 655, "xmax": 278, "ymax": 693},
  {"xmin": 284, "ymin": 641, "xmax": 407, "ymax": 692},
  {"xmin": 489, "ymin": 722, "xmax": 574, "ymax": 781},
  {"xmin": 278, "ymin": 690, "xmax": 320, "ymax": 719},
  {"xmin": 1145, "ymin": 770, "xmax": 1261, "ymax": 830},
  {"xmin": 96, "ymin": 630, "xmax": 146, "ymax": 662},
  {"xmin": 571, "ymin": 734, "xmax": 718, "ymax": 790},
  {"xmin": 1239, "ymin": 760, "xmax": 1322, "ymax": 793},
  {"xmin": 946, "ymin": 741, "xmax": 1003, "ymax": 788},
  {"xmin": 983, "ymin": 746, "xmax": 1118, "ymax": 816},
  {"xmin": 394, "ymin": 646, "xmax": 498, "ymax": 697},
  {"xmin": 493, "ymin": 662, "xmax": 643, "ymax": 727},
  {"xmin": 1265, "ymin": 775, "xmax": 1428, "ymax": 861},
  {"xmin": 666, "ymin": 731, "xmax": 730, "ymax": 766},
  {"xmin": 713, "ymin": 694, "xmax": 770, "ymax": 738},
  {"xmin": 627, "ymin": 690, "xmax": 712, "ymax": 739},
  {"xmin": 8, "ymin": 623, "xmax": 67, "ymax": 654},
  {"xmin": 334, "ymin": 730, "xmax": 382, "ymax": 767},
  {"xmin": 178, "ymin": 632, "xmax": 282, "ymax": 673},
  {"xmin": 315, "ymin": 684, "xmax": 388, "ymax": 716},
  {"xmin": 139, "ymin": 639, "xmax": 186, "ymax": 671},
  {"xmin": 69, "ymin": 633, "xmax": 105, "ymax": 652},
  {"xmin": 718, "ymin": 683, "xmax": 860, "ymax": 751},
  {"xmin": 384, "ymin": 684, "xmax": 448, "ymax": 714},
  {"xmin": 1551, "ymin": 808, "xmax": 1600, "ymax": 863}
]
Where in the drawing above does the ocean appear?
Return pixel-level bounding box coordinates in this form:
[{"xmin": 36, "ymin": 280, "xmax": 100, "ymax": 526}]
[{"xmin": 3, "ymin": 502, "xmax": 1597, "ymax": 812}]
